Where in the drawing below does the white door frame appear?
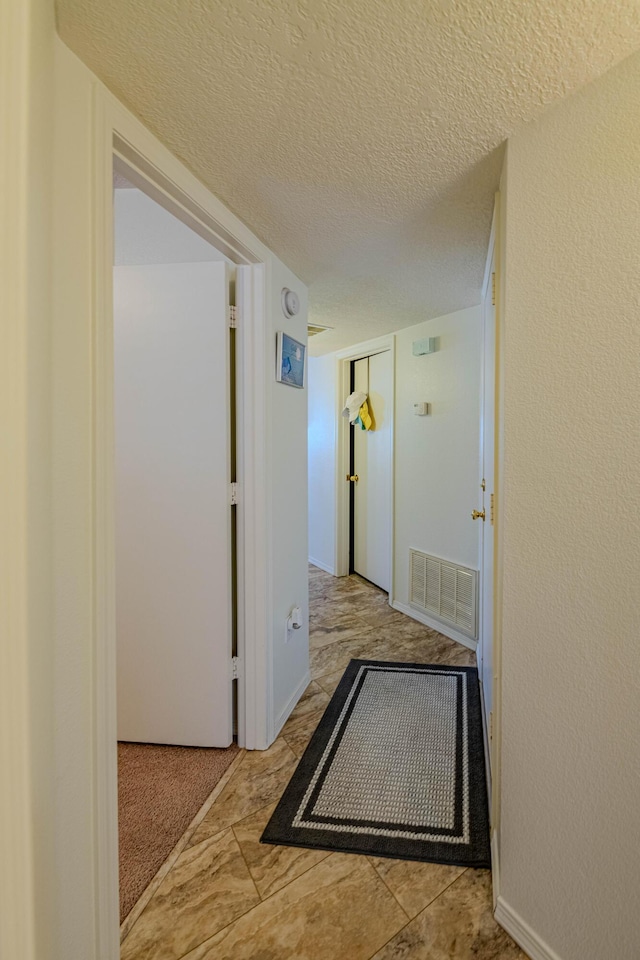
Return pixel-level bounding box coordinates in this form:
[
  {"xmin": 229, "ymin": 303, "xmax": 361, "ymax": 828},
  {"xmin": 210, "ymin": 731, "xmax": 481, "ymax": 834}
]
[
  {"xmin": 92, "ymin": 96, "xmax": 271, "ymax": 954},
  {"xmin": 0, "ymin": 2, "xmax": 52, "ymax": 956},
  {"xmin": 334, "ymin": 335, "xmax": 396, "ymax": 599},
  {"xmin": 479, "ymin": 194, "xmax": 504, "ymax": 899}
]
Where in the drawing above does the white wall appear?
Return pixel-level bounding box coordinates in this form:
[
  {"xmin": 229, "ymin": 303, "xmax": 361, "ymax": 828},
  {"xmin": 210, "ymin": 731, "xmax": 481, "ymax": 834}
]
[
  {"xmin": 51, "ymin": 40, "xmax": 309, "ymax": 959},
  {"xmin": 114, "ymin": 187, "xmax": 226, "ymax": 265},
  {"xmin": 393, "ymin": 307, "xmax": 482, "ymax": 607},
  {"xmin": 497, "ymin": 52, "xmax": 640, "ymax": 960},
  {"xmin": 270, "ymin": 263, "xmax": 310, "ymax": 732},
  {"xmin": 306, "ymin": 306, "xmax": 482, "ymax": 633},
  {"xmin": 308, "ymin": 354, "xmax": 337, "ymax": 573}
]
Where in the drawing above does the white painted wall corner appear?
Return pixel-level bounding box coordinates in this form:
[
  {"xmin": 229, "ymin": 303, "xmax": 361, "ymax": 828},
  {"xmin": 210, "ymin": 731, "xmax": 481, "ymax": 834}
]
[
  {"xmin": 495, "ymin": 897, "xmax": 565, "ymax": 960},
  {"xmin": 308, "ymin": 556, "xmax": 335, "ymax": 576},
  {"xmin": 391, "ymin": 600, "xmax": 477, "ymax": 652},
  {"xmin": 273, "ymin": 670, "xmax": 311, "ymax": 739}
]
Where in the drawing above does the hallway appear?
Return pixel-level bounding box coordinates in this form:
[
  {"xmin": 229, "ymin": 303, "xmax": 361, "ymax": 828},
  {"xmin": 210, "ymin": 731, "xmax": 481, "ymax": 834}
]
[{"xmin": 119, "ymin": 566, "xmax": 525, "ymax": 960}]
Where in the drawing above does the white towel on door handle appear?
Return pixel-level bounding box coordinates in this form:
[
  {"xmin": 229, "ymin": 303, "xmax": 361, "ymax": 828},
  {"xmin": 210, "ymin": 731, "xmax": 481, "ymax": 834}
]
[{"xmin": 341, "ymin": 391, "xmax": 367, "ymax": 423}]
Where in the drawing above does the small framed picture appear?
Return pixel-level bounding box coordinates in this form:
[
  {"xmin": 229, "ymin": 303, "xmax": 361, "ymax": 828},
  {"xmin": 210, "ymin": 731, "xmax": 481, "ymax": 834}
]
[{"xmin": 276, "ymin": 331, "xmax": 306, "ymax": 388}]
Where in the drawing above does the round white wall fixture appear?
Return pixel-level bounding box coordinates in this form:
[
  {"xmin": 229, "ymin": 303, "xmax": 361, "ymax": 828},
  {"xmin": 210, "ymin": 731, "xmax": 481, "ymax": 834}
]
[{"xmin": 281, "ymin": 287, "xmax": 300, "ymax": 318}]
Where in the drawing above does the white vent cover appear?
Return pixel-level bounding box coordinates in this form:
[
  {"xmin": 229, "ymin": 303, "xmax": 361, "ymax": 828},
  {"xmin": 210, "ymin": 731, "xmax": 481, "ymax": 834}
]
[{"xmin": 409, "ymin": 549, "xmax": 478, "ymax": 639}]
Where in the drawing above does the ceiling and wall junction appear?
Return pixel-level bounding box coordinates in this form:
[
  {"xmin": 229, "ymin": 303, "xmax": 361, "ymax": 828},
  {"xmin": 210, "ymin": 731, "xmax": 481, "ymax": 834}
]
[{"xmin": 57, "ymin": 0, "xmax": 640, "ymax": 352}]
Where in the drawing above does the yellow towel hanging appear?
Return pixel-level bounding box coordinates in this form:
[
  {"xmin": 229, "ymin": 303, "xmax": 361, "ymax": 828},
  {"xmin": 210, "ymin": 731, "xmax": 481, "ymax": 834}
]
[{"xmin": 358, "ymin": 399, "xmax": 373, "ymax": 431}]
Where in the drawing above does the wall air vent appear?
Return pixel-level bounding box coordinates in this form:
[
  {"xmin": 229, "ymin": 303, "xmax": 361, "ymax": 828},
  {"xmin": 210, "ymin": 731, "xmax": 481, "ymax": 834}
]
[
  {"xmin": 409, "ymin": 549, "xmax": 478, "ymax": 639},
  {"xmin": 307, "ymin": 323, "xmax": 333, "ymax": 337}
]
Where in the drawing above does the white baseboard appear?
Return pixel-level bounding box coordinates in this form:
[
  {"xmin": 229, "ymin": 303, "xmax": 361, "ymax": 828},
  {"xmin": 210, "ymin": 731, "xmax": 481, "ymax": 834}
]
[
  {"xmin": 273, "ymin": 670, "xmax": 311, "ymax": 739},
  {"xmin": 490, "ymin": 830, "xmax": 500, "ymax": 909},
  {"xmin": 308, "ymin": 556, "xmax": 335, "ymax": 576},
  {"xmin": 391, "ymin": 601, "xmax": 477, "ymax": 652},
  {"xmin": 495, "ymin": 897, "xmax": 564, "ymax": 960}
]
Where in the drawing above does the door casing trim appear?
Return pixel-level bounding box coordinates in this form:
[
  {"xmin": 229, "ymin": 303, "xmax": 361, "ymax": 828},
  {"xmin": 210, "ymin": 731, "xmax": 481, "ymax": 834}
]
[{"xmin": 92, "ymin": 86, "xmax": 272, "ymax": 957}]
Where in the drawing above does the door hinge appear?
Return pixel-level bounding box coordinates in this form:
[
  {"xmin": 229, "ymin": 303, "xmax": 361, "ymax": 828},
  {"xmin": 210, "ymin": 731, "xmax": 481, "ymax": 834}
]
[
  {"xmin": 490, "ymin": 492, "xmax": 495, "ymax": 525},
  {"xmin": 230, "ymin": 481, "xmax": 238, "ymax": 505},
  {"xmin": 228, "ymin": 304, "xmax": 238, "ymax": 328},
  {"xmin": 231, "ymin": 656, "xmax": 241, "ymax": 680},
  {"xmin": 489, "ymin": 710, "xmax": 494, "ymax": 741},
  {"xmin": 481, "ymin": 478, "xmax": 486, "ymax": 492},
  {"xmin": 491, "ymin": 272, "xmax": 496, "ymax": 306}
]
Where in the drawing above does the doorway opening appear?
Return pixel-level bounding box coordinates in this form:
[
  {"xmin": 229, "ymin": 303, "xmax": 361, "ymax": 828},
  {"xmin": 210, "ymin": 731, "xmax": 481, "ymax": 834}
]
[
  {"xmin": 112, "ymin": 161, "xmax": 242, "ymax": 932},
  {"xmin": 335, "ymin": 337, "xmax": 396, "ymax": 598},
  {"xmin": 347, "ymin": 351, "xmax": 393, "ymax": 592},
  {"xmin": 89, "ymin": 109, "xmax": 272, "ymax": 957}
]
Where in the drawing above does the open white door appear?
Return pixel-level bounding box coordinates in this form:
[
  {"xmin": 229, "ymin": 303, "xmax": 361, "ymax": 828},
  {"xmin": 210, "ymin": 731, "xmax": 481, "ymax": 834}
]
[
  {"xmin": 114, "ymin": 261, "xmax": 233, "ymax": 747},
  {"xmin": 352, "ymin": 351, "xmax": 393, "ymax": 591},
  {"xmin": 479, "ymin": 247, "xmax": 496, "ymax": 765}
]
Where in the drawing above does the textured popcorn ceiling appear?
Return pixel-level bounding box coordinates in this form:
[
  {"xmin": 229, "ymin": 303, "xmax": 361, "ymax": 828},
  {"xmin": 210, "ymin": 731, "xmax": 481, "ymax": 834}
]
[{"xmin": 56, "ymin": 0, "xmax": 640, "ymax": 353}]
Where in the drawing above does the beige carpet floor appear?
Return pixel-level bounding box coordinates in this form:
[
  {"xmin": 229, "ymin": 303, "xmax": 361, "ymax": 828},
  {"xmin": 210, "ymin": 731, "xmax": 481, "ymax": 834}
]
[{"xmin": 118, "ymin": 740, "xmax": 240, "ymax": 923}]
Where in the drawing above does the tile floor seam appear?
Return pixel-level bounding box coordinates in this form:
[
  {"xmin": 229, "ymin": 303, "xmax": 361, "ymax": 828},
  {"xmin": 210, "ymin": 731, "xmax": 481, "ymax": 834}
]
[
  {"xmin": 283, "ymin": 717, "xmax": 322, "ymax": 762},
  {"xmin": 365, "ymin": 858, "xmax": 412, "ymax": 923},
  {"xmin": 231, "ymin": 798, "xmax": 276, "ymax": 833},
  {"xmin": 313, "ymin": 663, "xmax": 351, "ymax": 681},
  {"xmin": 281, "ymin": 706, "xmax": 325, "ymax": 735},
  {"xmin": 171, "ymin": 870, "xmax": 278, "ymax": 960},
  {"xmin": 363, "ymin": 862, "xmax": 439, "ymax": 960},
  {"xmin": 186, "ymin": 742, "xmax": 298, "ymax": 848},
  {"xmin": 281, "ymin": 714, "xmax": 326, "ymax": 745},
  {"xmin": 172, "ymin": 861, "xmax": 471, "ymax": 960},
  {"xmin": 365, "ymin": 912, "xmax": 414, "ymax": 960},
  {"xmin": 250, "ymin": 847, "xmax": 333, "ymax": 903},
  {"xmin": 228, "ymin": 794, "xmax": 337, "ymax": 903},
  {"xmin": 123, "ymin": 568, "xmax": 517, "ymax": 960},
  {"xmin": 122, "ymin": 826, "xmax": 262, "ymax": 960},
  {"xmin": 309, "ymin": 615, "xmax": 372, "ymax": 634},
  {"xmin": 173, "ymin": 923, "xmax": 230, "ymax": 960},
  {"xmin": 229, "ymin": 824, "xmax": 262, "ymax": 903},
  {"xmin": 310, "ymin": 634, "xmax": 363, "ymax": 651},
  {"xmin": 169, "ymin": 848, "xmax": 267, "ymax": 960},
  {"xmin": 421, "ymin": 865, "xmax": 470, "ymax": 910},
  {"xmin": 119, "ymin": 748, "xmax": 247, "ymax": 944},
  {"xmin": 169, "ymin": 847, "xmax": 339, "ymax": 960}
]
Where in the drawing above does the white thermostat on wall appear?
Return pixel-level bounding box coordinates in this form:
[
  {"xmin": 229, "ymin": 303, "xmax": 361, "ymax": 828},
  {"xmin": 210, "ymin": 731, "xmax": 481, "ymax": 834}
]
[
  {"xmin": 281, "ymin": 288, "xmax": 300, "ymax": 318},
  {"xmin": 414, "ymin": 402, "xmax": 430, "ymax": 416}
]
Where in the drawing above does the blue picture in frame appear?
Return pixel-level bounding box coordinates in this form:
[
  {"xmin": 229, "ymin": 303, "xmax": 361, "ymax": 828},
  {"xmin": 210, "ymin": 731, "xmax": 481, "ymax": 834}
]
[{"xmin": 276, "ymin": 331, "xmax": 306, "ymax": 388}]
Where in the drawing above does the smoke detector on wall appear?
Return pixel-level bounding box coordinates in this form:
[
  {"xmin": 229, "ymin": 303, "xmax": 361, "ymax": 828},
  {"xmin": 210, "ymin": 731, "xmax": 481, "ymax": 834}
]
[{"xmin": 281, "ymin": 288, "xmax": 300, "ymax": 318}]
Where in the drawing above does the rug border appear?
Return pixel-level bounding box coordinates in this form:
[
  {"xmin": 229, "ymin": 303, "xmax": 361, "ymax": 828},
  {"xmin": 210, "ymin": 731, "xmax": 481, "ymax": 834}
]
[{"xmin": 261, "ymin": 659, "xmax": 491, "ymax": 868}]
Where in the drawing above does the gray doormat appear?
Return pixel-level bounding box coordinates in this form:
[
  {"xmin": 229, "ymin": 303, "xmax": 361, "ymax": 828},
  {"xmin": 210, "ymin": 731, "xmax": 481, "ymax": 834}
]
[{"xmin": 261, "ymin": 660, "xmax": 490, "ymax": 867}]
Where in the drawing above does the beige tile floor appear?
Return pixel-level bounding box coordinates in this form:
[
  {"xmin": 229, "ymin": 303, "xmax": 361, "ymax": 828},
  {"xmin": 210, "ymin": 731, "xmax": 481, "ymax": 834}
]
[{"xmin": 120, "ymin": 566, "xmax": 528, "ymax": 960}]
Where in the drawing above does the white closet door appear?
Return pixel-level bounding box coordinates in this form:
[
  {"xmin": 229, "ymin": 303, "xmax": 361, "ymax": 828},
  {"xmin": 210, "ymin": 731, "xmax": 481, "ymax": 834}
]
[
  {"xmin": 114, "ymin": 261, "xmax": 233, "ymax": 747},
  {"xmin": 353, "ymin": 351, "xmax": 393, "ymax": 591}
]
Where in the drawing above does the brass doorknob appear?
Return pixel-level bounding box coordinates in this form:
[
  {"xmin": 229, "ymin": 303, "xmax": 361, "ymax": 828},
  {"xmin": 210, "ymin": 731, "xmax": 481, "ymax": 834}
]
[
  {"xmin": 346, "ymin": 474, "xmax": 359, "ymax": 482},
  {"xmin": 471, "ymin": 509, "xmax": 485, "ymax": 521}
]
